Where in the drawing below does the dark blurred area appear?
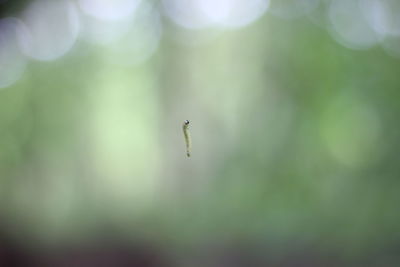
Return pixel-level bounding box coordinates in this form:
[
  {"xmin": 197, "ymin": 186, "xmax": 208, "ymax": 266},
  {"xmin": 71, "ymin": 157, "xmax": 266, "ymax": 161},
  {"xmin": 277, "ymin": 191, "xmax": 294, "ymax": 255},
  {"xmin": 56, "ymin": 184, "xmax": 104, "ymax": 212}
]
[
  {"xmin": 1, "ymin": 0, "xmax": 400, "ymax": 266},
  {"xmin": 0, "ymin": 0, "xmax": 25, "ymax": 17},
  {"xmin": 0, "ymin": 231, "xmax": 173, "ymax": 267}
]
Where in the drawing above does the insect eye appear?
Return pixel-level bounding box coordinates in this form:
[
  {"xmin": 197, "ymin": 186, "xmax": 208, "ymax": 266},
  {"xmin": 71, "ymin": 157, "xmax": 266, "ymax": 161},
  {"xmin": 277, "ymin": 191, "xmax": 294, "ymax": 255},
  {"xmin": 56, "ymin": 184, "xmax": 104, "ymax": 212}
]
[{"xmin": 185, "ymin": 120, "xmax": 189, "ymax": 125}]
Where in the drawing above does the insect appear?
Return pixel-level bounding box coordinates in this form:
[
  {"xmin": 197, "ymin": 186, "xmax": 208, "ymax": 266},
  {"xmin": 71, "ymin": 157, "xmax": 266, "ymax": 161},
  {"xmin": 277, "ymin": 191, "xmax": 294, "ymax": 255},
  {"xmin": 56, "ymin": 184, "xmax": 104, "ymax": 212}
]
[{"xmin": 182, "ymin": 120, "xmax": 191, "ymax": 157}]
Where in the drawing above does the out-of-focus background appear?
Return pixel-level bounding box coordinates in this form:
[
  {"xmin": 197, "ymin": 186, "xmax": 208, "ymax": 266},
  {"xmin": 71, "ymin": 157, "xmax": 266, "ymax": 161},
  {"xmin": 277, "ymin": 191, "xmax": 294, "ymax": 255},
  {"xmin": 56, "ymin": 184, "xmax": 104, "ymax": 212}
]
[{"xmin": 0, "ymin": 0, "xmax": 399, "ymax": 266}]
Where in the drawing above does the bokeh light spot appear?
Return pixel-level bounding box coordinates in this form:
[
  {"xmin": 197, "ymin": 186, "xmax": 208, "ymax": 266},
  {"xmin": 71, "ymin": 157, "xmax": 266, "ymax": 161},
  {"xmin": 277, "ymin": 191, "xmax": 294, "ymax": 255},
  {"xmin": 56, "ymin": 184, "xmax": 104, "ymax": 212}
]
[
  {"xmin": 362, "ymin": 0, "xmax": 400, "ymax": 37},
  {"xmin": 0, "ymin": 18, "xmax": 27, "ymax": 89},
  {"xmin": 78, "ymin": 0, "xmax": 141, "ymax": 21},
  {"xmin": 163, "ymin": 0, "xmax": 270, "ymax": 29},
  {"xmin": 105, "ymin": 2, "xmax": 162, "ymax": 66},
  {"xmin": 79, "ymin": 12, "xmax": 133, "ymax": 46},
  {"xmin": 17, "ymin": 0, "xmax": 80, "ymax": 61},
  {"xmin": 329, "ymin": 0, "xmax": 379, "ymax": 50}
]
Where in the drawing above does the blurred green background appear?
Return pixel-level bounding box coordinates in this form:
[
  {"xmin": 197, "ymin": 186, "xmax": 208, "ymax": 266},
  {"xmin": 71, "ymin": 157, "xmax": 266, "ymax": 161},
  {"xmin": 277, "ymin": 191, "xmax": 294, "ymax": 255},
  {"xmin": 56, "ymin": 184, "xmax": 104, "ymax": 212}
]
[{"xmin": 0, "ymin": 0, "xmax": 400, "ymax": 266}]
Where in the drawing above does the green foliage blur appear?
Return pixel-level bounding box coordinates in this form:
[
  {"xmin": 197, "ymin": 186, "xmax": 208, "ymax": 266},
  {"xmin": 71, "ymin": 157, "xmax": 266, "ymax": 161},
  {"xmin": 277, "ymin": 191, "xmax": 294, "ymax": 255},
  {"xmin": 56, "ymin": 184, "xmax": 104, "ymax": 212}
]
[{"xmin": 0, "ymin": 0, "xmax": 400, "ymax": 265}]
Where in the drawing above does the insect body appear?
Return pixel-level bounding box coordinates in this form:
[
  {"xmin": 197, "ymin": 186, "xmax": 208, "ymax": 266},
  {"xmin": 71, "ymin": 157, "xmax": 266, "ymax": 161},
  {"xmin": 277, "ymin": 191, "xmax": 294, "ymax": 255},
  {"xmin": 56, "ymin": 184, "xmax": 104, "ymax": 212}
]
[{"xmin": 182, "ymin": 120, "xmax": 191, "ymax": 157}]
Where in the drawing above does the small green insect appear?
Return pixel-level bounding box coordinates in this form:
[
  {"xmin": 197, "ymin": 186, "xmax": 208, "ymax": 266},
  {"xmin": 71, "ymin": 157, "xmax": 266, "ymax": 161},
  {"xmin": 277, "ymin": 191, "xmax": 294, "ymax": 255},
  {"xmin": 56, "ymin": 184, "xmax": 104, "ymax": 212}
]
[{"xmin": 182, "ymin": 120, "xmax": 191, "ymax": 157}]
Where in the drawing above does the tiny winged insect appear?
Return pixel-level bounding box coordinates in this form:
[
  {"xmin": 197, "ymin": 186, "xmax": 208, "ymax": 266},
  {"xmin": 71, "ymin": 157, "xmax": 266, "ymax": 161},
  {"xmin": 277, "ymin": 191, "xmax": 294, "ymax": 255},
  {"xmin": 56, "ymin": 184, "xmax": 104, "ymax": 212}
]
[{"xmin": 182, "ymin": 120, "xmax": 191, "ymax": 157}]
